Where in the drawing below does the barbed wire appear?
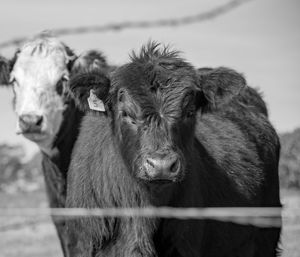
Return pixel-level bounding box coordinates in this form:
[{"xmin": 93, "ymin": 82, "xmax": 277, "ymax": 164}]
[{"xmin": 0, "ymin": 0, "xmax": 253, "ymax": 50}]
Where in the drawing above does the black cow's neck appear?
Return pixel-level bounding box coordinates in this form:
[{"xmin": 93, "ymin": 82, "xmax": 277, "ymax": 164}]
[{"xmin": 44, "ymin": 100, "xmax": 83, "ymax": 179}]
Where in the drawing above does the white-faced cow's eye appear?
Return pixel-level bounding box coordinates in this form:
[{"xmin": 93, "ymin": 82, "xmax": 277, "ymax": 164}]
[
  {"xmin": 56, "ymin": 76, "xmax": 68, "ymax": 95},
  {"xmin": 55, "ymin": 75, "xmax": 69, "ymax": 95}
]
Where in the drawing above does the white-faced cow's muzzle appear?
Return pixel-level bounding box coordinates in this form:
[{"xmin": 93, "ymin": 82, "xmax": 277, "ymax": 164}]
[{"xmin": 14, "ymin": 85, "xmax": 65, "ymax": 143}]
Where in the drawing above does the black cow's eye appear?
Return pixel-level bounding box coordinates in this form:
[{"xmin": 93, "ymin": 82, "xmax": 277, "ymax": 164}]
[
  {"xmin": 121, "ymin": 111, "xmax": 128, "ymax": 118},
  {"xmin": 121, "ymin": 110, "xmax": 138, "ymax": 126},
  {"xmin": 186, "ymin": 109, "xmax": 195, "ymax": 118}
]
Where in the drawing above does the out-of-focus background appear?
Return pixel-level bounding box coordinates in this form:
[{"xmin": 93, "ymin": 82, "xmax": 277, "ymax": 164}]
[{"xmin": 0, "ymin": 0, "xmax": 299, "ymax": 256}]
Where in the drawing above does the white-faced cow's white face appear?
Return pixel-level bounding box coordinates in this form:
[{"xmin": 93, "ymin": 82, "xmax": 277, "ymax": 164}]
[{"xmin": 9, "ymin": 37, "xmax": 75, "ymax": 153}]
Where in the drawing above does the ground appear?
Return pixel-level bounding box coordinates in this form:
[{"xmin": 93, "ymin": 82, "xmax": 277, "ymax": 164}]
[{"xmin": 0, "ymin": 189, "xmax": 299, "ymax": 257}]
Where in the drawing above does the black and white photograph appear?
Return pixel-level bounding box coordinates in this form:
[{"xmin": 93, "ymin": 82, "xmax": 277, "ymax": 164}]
[{"xmin": 0, "ymin": 0, "xmax": 299, "ymax": 256}]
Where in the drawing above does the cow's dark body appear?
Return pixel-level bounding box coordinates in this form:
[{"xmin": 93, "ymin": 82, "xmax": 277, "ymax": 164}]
[
  {"xmin": 41, "ymin": 100, "xmax": 83, "ymax": 256},
  {"xmin": 153, "ymin": 89, "xmax": 281, "ymax": 257},
  {"xmin": 66, "ymin": 44, "xmax": 281, "ymax": 257},
  {"xmin": 40, "ymin": 51, "xmax": 112, "ymax": 256},
  {"xmin": 41, "ymin": 50, "xmax": 112, "ymax": 255}
]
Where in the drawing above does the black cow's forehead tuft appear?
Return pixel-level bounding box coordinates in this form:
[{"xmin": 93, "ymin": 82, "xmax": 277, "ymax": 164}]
[
  {"xmin": 129, "ymin": 41, "xmax": 196, "ymax": 74},
  {"xmin": 113, "ymin": 41, "xmax": 197, "ymax": 91},
  {"xmin": 130, "ymin": 41, "xmax": 181, "ymax": 63},
  {"xmin": 112, "ymin": 64, "xmax": 196, "ymax": 101}
]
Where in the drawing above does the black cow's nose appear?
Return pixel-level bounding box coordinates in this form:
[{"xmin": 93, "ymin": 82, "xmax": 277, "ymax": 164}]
[
  {"xmin": 145, "ymin": 155, "xmax": 180, "ymax": 180},
  {"xmin": 19, "ymin": 114, "xmax": 43, "ymax": 133}
]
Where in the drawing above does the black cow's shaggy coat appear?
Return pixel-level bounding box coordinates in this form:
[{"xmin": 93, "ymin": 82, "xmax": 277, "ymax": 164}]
[
  {"xmin": 0, "ymin": 49, "xmax": 111, "ymax": 257},
  {"xmin": 66, "ymin": 43, "xmax": 281, "ymax": 257},
  {"xmin": 42, "ymin": 50, "xmax": 115, "ymax": 257}
]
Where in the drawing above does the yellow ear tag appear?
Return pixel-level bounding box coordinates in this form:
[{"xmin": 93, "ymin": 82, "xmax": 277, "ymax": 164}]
[{"xmin": 87, "ymin": 89, "xmax": 105, "ymax": 112}]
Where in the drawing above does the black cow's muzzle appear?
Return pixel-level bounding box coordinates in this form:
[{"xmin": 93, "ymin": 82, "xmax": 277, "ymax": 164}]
[{"xmin": 143, "ymin": 153, "xmax": 181, "ymax": 182}]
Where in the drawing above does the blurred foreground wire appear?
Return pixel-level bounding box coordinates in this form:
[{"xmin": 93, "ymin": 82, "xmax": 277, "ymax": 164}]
[
  {"xmin": 0, "ymin": 0, "xmax": 253, "ymax": 50},
  {"xmin": 0, "ymin": 206, "xmax": 291, "ymax": 231}
]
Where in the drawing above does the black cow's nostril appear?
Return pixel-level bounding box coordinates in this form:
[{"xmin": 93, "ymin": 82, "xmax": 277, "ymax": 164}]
[
  {"xmin": 170, "ymin": 158, "xmax": 179, "ymax": 173},
  {"xmin": 146, "ymin": 158, "xmax": 155, "ymax": 168}
]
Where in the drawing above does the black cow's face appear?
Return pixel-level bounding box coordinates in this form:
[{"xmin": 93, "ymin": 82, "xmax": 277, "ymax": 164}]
[
  {"xmin": 109, "ymin": 60, "xmax": 200, "ymax": 184},
  {"xmin": 68, "ymin": 42, "xmax": 246, "ymax": 185}
]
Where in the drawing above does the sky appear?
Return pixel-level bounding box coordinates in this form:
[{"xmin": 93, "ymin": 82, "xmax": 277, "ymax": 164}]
[{"xmin": 0, "ymin": 0, "xmax": 299, "ymax": 157}]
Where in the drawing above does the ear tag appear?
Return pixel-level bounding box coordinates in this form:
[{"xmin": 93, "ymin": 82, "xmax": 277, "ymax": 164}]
[{"xmin": 87, "ymin": 89, "xmax": 105, "ymax": 112}]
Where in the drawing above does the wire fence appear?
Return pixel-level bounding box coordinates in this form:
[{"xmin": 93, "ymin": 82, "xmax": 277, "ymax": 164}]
[
  {"xmin": 0, "ymin": 0, "xmax": 253, "ymax": 50},
  {"xmin": 0, "ymin": 206, "xmax": 298, "ymax": 257}
]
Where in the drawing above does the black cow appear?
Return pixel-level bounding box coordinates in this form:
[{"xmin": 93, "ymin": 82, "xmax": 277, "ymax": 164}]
[
  {"xmin": 66, "ymin": 42, "xmax": 281, "ymax": 257},
  {"xmin": 0, "ymin": 35, "xmax": 111, "ymax": 257}
]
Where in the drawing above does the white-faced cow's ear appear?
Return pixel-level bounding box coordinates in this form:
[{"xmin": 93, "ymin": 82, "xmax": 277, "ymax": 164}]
[
  {"xmin": 67, "ymin": 70, "xmax": 110, "ymax": 112},
  {"xmin": 63, "ymin": 44, "xmax": 77, "ymax": 71},
  {"xmin": 0, "ymin": 49, "xmax": 21, "ymax": 86},
  {"xmin": 9, "ymin": 49, "xmax": 20, "ymax": 71},
  {"xmin": 196, "ymin": 67, "xmax": 246, "ymax": 111},
  {"xmin": 0, "ymin": 55, "xmax": 10, "ymax": 85}
]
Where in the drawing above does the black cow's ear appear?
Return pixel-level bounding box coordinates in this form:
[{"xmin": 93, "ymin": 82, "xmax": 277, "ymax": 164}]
[
  {"xmin": 67, "ymin": 70, "xmax": 111, "ymax": 112},
  {"xmin": 70, "ymin": 50, "xmax": 108, "ymax": 75},
  {"xmin": 196, "ymin": 67, "xmax": 246, "ymax": 111},
  {"xmin": 0, "ymin": 56, "xmax": 10, "ymax": 85}
]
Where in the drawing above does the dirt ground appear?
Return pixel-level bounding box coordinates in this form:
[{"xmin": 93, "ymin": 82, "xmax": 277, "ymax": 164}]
[{"xmin": 0, "ymin": 189, "xmax": 299, "ymax": 257}]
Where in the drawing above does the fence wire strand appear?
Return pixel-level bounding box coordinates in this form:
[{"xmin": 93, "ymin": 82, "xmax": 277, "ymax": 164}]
[
  {"xmin": 0, "ymin": 206, "xmax": 295, "ymax": 232},
  {"xmin": 0, "ymin": 0, "xmax": 253, "ymax": 50}
]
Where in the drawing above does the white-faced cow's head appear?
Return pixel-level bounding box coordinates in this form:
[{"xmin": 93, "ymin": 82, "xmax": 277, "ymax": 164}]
[{"xmin": 0, "ymin": 34, "xmax": 76, "ymax": 153}]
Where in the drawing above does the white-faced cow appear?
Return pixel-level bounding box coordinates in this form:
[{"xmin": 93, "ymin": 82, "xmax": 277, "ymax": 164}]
[
  {"xmin": 66, "ymin": 42, "xmax": 281, "ymax": 257},
  {"xmin": 0, "ymin": 34, "xmax": 110, "ymax": 257}
]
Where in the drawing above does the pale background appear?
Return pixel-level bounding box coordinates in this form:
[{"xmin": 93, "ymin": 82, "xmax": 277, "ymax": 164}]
[{"xmin": 0, "ymin": 0, "xmax": 299, "ymax": 158}]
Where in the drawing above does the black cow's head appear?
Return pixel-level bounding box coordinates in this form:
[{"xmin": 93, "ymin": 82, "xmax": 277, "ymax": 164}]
[
  {"xmin": 0, "ymin": 32, "xmax": 108, "ymax": 154},
  {"xmin": 69, "ymin": 42, "xmax": 246, "ymax": 184}
]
